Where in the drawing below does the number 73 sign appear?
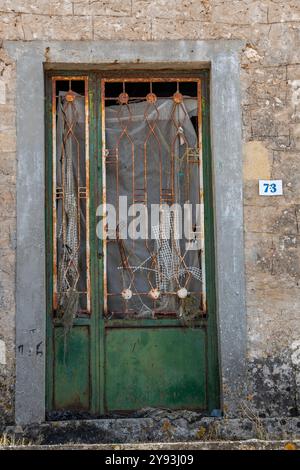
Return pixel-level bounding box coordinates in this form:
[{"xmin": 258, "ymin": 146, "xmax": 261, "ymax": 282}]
[{"xmin": 259, "ymin": 180, "xmax": 283, "ymax": 196}]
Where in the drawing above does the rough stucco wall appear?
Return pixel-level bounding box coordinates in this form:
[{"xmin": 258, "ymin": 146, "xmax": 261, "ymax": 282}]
[{"xmin": 0, "ymin": 0, "xmax": 300, "ymax": 423}]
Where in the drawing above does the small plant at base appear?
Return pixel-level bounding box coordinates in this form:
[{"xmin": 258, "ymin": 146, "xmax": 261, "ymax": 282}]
[
  {"xmin": 240, "ymin": 401, "xmax": 267, "ymax": 441},
  {"xmin": 0, "ymin": 433, "xmax": 31, "ymax": 447}
]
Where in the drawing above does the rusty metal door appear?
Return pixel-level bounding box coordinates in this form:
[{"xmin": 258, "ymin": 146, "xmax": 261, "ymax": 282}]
[{"xmin": 46, "ymin": 72, "xmax": 219, "ymax": 417}]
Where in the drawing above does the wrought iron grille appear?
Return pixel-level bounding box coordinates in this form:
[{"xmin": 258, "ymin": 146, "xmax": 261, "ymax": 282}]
[
  {"xmin": 102, "ymin": 79, "xmax": 206, "ymax": 320},
  {"xmin": 52, "ymin": 77, "xmax": 90, "ymax": 320}
]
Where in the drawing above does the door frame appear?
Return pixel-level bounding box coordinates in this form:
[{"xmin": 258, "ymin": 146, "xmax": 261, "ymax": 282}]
[{"xmin": 6, "ymin": 40, "xmax": 246, "ymax": 425}]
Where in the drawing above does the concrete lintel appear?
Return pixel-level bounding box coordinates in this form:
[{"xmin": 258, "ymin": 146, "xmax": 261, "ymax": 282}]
[
  {"xmin": 4, "ymin": 40, "xmax": 246, "ymax": 424},
  {"xmin": 5, "ymin": 40, "xmax": 244, "ymax": 65}
]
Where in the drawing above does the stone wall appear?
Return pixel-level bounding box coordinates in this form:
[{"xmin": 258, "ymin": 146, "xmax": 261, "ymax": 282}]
[
  {"xmin": 0, "ymin": 44, "xmax": 16, "ymax": 426},
  {"xmin": 0, "ymin": 0, "xmax": 300, "ymax": 424}
]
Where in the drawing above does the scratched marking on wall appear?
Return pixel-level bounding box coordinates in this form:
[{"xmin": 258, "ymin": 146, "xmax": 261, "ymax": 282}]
[{"xmin": 0, "ymin": 339, "xmax": 6, "ymax": 365}]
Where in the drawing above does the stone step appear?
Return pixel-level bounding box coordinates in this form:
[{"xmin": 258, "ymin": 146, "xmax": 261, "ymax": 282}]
[{"xmin": 4, "ymin": 414, "xmax": 300, "ymax": 445}]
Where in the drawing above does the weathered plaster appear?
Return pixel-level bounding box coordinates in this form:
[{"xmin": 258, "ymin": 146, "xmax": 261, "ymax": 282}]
[
  {"xmin": 5, "ymin": 39, "xmax": 246, "ymax": 425},
  {"xmin": 243, "ymin": 141, "xmax": 271, "ymax": 181}
]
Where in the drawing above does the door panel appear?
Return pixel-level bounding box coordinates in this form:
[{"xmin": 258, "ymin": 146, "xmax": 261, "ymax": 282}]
[
  {"xmin": 53, "ymin": 325, "xmax": 90, "ymax": 410},
  {"xmin": 46, "ymin": 76, "xmax": 97, "ymax": 416},
  {"xmin": 102, "ymin": 78, "xmax": 209, "ymax": 412},
  {"xmin": 105, "ymin": 326, "xmax": 206, "ymax": 410}
]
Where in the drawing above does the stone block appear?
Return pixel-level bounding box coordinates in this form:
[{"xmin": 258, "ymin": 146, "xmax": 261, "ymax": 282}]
[
  {"xmin": 268, "ymin": 1, "xmax": 300, "ymax": 23},
  {"xmin": 211, "ymin": 0, "xmax": 268, "ymax": 25},
  {"xmin": 0, "ymin": 1, "xmax": 73, "ymax": 15},
  {"xmin": 272, "ymin": 151, "xmax": 300, "ymax": 203},
  {"xmin": 132, "ymin": 0, "xmax": 211, "ymax": 20},
  {"xmin": 243, "ymin": 140, "xmax": 272, "ymax": 181},
  {"xmin": 93, "ymin": 16, "xmax": 151, "ymax": 40},
  {"xmin": 0, "ymin": 106, "xmax": 15, "ymax": 131},
  {"xmin": 0, "ymin": 152, "xmax": 16, "ymax": 180},
  {"xmin": 151, "ymin": 19, "xmax": 214, "ymax": 40},
  {"xmin": 0, "ymin": 132, "xmax": 16, "ymax": 153},
  {"xmin": 0, "ymin": 13, "xmax": 24, "ymax": 40},
  {"xmin": 74, "ymin": 0, "xmax": 131, "ymax": 17},
  {"xmin": 244, "ymin": 204, "xmax": 300, "ymax": 235},
  {"xmin": 0, "ymin": 217, "xmax": 16, "ymax": 250},
  {"xmin": 0, "ymin": 184, "xmax": 15, "ymax": 218},
  {"xmin": 245, "ymin": 231, "xmax": 300, "ymax": 286},
  {"xmin": 264, "ymin": 23, "xmax": 300, "ymax": 66},
  {"xmin": 20, "ymin": 14, "xmax": 93, "ymax": 40},
  {"xmin": 241, "ymin": 66, "xmax": 287, "ymax": 107}
]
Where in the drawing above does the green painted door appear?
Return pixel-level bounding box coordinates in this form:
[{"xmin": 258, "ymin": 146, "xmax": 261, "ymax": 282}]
[{"xmin": 46, "ymin": 72, "xmax": 219, "ymax": 417}]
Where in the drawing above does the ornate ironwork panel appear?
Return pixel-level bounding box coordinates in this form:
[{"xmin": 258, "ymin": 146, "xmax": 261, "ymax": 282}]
[
  {"xmin": 52, "ymin": 77, "xmax": 90, "ymax": 320},
  {"xmin": 102, "ymin": 79, "xmax": 206, "ymax": 320}
]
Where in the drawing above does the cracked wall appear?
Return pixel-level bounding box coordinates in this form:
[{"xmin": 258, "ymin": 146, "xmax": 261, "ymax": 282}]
[{"xmin": 0, "ymin": 0, "xmax": 300, "ymax": 423}]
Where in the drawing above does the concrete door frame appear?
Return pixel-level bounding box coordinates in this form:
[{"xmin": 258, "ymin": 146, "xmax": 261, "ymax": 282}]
[{"xmin": 5, "ymin": 40, "xmax": 246, "ymax": 425}]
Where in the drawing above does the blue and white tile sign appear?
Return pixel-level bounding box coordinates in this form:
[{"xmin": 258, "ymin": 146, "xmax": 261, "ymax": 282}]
[{"xmin": 259, "ymin": 180, "xmax": 283, "ymax": 196}]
